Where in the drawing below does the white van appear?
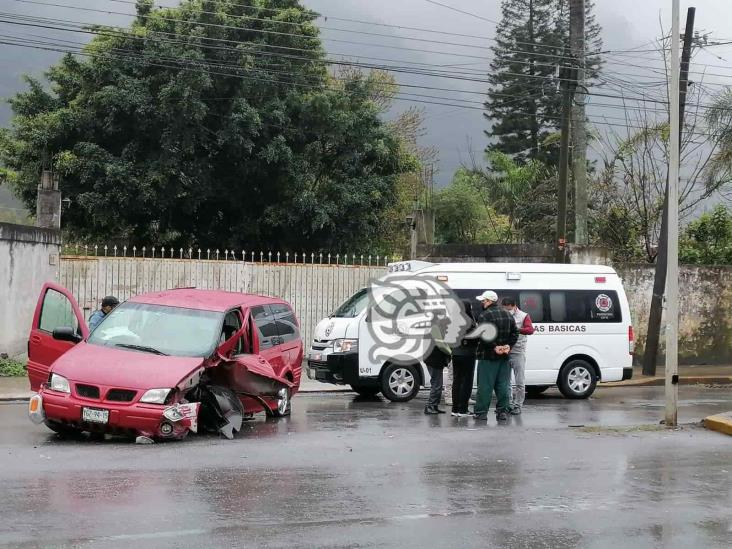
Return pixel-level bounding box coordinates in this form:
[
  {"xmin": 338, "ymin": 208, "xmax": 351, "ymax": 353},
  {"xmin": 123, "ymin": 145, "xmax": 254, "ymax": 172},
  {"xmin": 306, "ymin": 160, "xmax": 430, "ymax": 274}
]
[{"xmin": 306, "ymin": 261, "xmax": 634, "ymax": 402}]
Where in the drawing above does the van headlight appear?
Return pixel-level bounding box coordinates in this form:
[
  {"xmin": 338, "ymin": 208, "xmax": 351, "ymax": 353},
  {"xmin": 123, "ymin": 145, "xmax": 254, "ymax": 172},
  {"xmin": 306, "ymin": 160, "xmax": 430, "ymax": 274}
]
[
  {"xmin": 49, "ymin": 373, "xmax": 71, "ymax": 393},
  {"xmin": 140, "ymin": 388, "xmax": 171, "ymax": 404},
  {"xmin": 333, "ymin": 338, "xmax": 358, "ymax": 353}
]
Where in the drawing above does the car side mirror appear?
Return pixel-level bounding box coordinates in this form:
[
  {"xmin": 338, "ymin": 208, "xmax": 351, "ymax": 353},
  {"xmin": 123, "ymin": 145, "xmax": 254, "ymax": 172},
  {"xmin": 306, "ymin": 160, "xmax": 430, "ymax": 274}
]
[{"xmin": 53, "ymin": 327, "xmax": 82, "ymax": 343}]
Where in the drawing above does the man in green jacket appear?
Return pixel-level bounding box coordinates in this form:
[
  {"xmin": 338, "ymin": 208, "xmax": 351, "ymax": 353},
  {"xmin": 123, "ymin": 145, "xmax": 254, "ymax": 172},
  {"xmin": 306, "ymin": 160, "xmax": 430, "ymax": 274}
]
[{"xmin": 474, "ymin": 290, "xmax": 519, "ymax": 422}]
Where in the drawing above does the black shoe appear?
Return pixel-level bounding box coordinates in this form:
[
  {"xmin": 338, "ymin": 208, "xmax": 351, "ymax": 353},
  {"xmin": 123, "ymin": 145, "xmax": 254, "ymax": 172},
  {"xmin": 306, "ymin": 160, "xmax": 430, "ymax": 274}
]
[
  {"xmin": 496, "ymin": 411, "xmax": 509, "ymax": 422},
  {"xmin": 509, "ymin": 405, "xmax": 522, "ymax": 415},
  {"xmin": 424, "ymin": 406, "xmax": 440, "ymax": 415},
  {"xmin": 474, "ymin": 412, "xmax": 488, "ymax": 420},
  {"xmin": 435, "ymin": 407, "xmax": 446, "ymax": 414}
]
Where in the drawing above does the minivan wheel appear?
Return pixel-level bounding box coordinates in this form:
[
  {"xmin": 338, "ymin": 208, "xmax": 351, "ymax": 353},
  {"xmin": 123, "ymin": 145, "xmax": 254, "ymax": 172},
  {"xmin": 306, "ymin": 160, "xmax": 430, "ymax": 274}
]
[
  {"xmin": 381, "ymin": 363, "xmax": 420, "ymax": 402},
  {"xmin": 272, "ymin": 387, "xmax": 291, "ymax": 417},
  {"xmin": 350, "ymin": 385, "xmax": 381, "ymax": 397},
  {"xmin": 558, "ymin": 360, "xmax": 597, "ymax": 399}
]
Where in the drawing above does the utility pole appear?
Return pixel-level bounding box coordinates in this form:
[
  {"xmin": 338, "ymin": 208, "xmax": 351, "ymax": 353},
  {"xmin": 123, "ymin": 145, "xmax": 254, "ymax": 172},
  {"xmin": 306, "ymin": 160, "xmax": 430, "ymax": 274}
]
[
  {"xmin": 556, "ymin": 65, "xmax": 576, "ymax": 262},
  {"xmin": 642, "ymin": 6, "xmax": 696, "ymax": 376},
  {"xmin": 570, "ymin": 0, "xmax": 588, "ymax": 245},
  {"xmin": 666, "ymin": 0, "xmax": 681, "ymax": 427}
]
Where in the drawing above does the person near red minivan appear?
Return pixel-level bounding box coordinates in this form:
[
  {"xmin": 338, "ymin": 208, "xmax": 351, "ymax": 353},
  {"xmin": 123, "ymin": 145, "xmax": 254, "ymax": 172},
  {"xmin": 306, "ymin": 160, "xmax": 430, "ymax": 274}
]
[{"xmin": 27, "ymin": 284, "xmax": 303, "ymax": 442}]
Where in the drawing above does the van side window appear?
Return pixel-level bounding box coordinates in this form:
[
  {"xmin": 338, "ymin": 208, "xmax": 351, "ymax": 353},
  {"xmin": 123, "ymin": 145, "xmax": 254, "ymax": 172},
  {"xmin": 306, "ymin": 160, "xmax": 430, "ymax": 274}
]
[
  {"xmin": 39, "ymin": 289, "xmax": 79, "ymax": 334},
  {"xmin": 250, "ymin": 305, "xmax": 278, "ymax": 349},
  {"xmin": 454, "ymin": 288, "xmax": 621, "ymax": 323},
  {"xmin": 519, "ymin": 292, "xmax": 544, "ymax": 323},
  {"xmin": 270, "ymin": 303, "xmax": 300, "ymax": 344},
  {"xmin": 549, "ymin": 292, "xmax": 567, "ymax": 322}
]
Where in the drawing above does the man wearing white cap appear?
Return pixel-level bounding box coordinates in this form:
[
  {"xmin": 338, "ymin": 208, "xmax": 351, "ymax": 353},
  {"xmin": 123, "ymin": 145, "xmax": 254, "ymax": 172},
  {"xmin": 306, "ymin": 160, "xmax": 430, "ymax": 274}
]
[{"xmin": 473, "ymin": 290, "xmax": 519, "ymax": 422}]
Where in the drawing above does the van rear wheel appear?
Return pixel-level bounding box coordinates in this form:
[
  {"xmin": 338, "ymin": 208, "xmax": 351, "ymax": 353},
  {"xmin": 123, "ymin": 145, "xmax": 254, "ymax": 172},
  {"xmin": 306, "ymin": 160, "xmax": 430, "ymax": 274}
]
[
  {"xmin": 558, "ymin": 360, "xmax": 597, "ymax": 399},
  {"xmin": 381, "ymin": 363, "xmax": 420, "ymax": 402}
]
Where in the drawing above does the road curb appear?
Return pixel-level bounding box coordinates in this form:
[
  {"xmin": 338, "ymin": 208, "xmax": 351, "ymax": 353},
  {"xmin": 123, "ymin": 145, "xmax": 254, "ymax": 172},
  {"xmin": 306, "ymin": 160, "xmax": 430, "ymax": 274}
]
[
  {"xmin": 703, "ymin": 412, "xmax": 732, "ymax": 436},
  {"xmin": 604, "ymin": 376, "xmax": 732, "ymax": 388}
]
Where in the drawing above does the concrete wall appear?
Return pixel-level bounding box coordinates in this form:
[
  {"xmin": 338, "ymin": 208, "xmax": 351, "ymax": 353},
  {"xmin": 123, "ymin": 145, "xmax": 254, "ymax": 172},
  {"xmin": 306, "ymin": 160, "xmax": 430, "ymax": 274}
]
[
  {"xmin": 0, "ymin": 223, "xmax": 61, "ymax": 357},
  {"xmin": 617, "ymin": 265, "xmax": 732, "ymax": 365}
]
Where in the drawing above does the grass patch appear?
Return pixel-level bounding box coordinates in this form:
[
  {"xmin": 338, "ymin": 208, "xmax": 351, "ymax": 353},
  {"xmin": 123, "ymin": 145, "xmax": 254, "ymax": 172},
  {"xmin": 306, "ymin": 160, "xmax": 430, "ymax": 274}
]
[{"xmin": 0, "ymin": 358, "xmax": 26, "ymax": 377}]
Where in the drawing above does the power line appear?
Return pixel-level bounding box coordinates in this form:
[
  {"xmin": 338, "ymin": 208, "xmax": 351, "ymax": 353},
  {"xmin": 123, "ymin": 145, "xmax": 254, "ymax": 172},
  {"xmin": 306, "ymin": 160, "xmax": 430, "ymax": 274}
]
[{"xmin": 422, "ymin": 0, "xmax": 499, "ymax": 25}]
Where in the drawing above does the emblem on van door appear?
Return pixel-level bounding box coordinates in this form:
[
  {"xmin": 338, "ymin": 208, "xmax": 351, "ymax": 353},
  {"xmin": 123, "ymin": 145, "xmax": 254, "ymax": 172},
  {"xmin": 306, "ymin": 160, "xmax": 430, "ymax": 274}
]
[
  {"xmin": 324, "ymin": 321, "xmax": 335, "ymax": 337},
  {"xmin": 595, "ymin": 294, "xmax": 613, "ymax": 312}
]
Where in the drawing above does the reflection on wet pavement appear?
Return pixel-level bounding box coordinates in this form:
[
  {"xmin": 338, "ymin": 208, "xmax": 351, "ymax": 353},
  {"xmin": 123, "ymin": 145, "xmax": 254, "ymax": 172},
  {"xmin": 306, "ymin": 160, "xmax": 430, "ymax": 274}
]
[{"xmin": 0, "ymin": 386, "xmax": 731, "ymax": 548}]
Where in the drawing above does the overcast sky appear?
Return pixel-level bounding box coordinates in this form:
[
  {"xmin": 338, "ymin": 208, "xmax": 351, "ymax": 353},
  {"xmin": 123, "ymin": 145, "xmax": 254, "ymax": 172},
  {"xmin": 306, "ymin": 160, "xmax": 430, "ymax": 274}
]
[{"xmin": 1, "ymin": 0, "xmax": 732, "ymax": 190}]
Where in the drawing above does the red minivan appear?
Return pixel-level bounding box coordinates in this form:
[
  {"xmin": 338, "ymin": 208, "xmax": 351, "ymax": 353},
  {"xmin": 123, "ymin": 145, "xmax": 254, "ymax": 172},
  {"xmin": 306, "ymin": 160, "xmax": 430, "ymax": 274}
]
[{"xmin": 27, "ymin": 283, "xmax": 303, "ymax": 441}]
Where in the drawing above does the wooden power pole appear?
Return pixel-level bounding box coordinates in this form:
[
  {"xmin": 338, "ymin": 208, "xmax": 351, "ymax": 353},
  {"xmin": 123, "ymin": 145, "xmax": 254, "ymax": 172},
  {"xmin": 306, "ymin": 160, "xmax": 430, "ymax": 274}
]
[
  {"xmin": 570, "ymin": 0, "xmax": 588, "ymax": 245},
  {"xmin": 642, "ymin": 6, "xmax": 696, "ymax": 376}
]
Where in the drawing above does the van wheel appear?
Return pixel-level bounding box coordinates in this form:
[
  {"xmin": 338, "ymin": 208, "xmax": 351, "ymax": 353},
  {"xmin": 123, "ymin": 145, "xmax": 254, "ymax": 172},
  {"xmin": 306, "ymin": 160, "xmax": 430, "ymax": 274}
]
[
  {"xmin": 381, "ymin": 363, "xmax": 420, "ymax": 402},
  {"xmin": 526, "ymin": 386, "xmax": 550, "ymax": 397},
  {"xmin": 558, "ymin": 360, "xmax": 597, "ymax": 399},
  {"xmin": 350, "ymin": 385, "xmax": 381, "ymax": 397}
]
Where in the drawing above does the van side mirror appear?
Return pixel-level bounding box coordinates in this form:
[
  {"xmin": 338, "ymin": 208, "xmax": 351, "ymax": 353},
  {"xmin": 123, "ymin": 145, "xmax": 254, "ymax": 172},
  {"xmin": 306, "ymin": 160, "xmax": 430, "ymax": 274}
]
[{"xmin": 53, "ymin": 327, "xmax": 82, "ymax": 343}]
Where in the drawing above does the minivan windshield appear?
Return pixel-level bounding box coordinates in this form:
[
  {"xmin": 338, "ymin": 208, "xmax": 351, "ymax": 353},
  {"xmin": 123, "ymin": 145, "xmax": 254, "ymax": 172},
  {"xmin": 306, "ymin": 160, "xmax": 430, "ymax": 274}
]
[
  {"xmin": 87, "ymin": 302, "xmax": 223, "ymax": 357},
  {"xmin": 332, "ymin": 289, "xmax": 369, "ymax": 318}
]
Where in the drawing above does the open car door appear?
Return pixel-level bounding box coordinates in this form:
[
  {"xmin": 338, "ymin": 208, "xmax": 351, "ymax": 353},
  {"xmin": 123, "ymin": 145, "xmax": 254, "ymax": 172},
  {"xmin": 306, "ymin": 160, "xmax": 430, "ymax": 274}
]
[{"xmin": 27, "ymin": 283, "xmax": 89, "ymax": 391}]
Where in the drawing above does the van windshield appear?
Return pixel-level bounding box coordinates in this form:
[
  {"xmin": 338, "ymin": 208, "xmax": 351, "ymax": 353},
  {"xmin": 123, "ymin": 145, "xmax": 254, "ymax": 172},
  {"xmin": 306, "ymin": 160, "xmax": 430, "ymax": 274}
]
[
  {"xmin": 333, "ymin": 289, "xmax": 369, "ymax": 318},
  {"xmin": 87, "ymin": 302, "xmax": 223, "ymax": 357}
]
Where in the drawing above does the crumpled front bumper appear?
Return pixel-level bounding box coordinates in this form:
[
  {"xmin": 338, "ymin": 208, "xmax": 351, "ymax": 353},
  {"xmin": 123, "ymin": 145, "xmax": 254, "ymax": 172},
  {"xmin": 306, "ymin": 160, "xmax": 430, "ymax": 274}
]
[{"xmin": 30, "ymin": 389, "xmax": 199, "ymax": 440}]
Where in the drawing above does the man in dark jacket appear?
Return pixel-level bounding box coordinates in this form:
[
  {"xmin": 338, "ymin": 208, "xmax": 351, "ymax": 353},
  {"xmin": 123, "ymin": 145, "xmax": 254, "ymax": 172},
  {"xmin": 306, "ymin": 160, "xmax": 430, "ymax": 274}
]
[
  {"xmin": 474, "ymin": 290, "xmax": 519, "ymax": 422},
  {"xmin": 423, "ymin": 323, "xmax": 451, "ymax": 414}
]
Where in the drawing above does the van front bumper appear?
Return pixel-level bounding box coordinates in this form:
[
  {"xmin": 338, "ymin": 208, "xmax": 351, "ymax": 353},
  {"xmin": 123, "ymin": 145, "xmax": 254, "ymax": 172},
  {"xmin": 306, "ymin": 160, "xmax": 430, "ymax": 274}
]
[
  {"xmin": 307, "ymin": 351, "xmax": 379, "ymax": 387},
  {"xmin": 35, "ymin": 388, "xmax": 184, "ymax": 438},
  {"xmin": 622, "ymin": 367, "xmax": 633, "ymax": 381}
]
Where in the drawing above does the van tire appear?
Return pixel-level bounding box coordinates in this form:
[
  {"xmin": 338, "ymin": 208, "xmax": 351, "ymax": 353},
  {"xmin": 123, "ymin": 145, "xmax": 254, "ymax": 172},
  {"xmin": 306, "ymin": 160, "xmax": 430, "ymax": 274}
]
[
  {"xmin": 381, "ymin": 363, "xmax": 420, "ymax": 402},
  {"xmin": 558, "ymin": 359, "xmax": 597, "ymax": 399},
  {"xmin": 350, "ymin": 385, "xmax": 381, "ymax": 397},
  {"xmin": 526, "ymin": 385, "xmax": 550, "ymax": 397},
  {"xmin": 272, "ymin": 387, "xmax": 291, "ymax": 417}
]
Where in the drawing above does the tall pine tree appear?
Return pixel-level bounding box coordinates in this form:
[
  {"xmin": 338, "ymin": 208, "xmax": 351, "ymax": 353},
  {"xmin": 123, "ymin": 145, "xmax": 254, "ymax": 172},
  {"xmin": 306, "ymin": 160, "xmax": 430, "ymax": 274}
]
[{"xmin": 484, "ymin": 0, "xmax": 602, "ymax": 164}]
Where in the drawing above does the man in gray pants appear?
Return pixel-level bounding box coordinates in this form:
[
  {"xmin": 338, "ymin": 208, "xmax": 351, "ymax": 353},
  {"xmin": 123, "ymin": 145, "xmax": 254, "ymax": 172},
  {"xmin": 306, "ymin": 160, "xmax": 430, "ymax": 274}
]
[{"xmin": 501, "ymin": 297, "xmax": 535, "ymax": 414}]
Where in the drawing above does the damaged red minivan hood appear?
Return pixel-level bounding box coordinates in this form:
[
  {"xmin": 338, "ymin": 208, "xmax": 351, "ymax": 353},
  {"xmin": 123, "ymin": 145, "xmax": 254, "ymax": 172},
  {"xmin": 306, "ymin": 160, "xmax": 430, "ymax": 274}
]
[{"xmin": 50, "ymin": 343, "xmax": 204, "ymax": 389}]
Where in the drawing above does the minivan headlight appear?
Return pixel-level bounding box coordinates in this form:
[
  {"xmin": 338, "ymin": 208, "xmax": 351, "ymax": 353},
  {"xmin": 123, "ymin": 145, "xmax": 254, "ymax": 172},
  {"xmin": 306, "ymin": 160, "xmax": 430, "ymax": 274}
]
[
  {"xmin": 333, "ymin": 338, "xmax": 358, "ymax": 353},
  {"xmin": 140, "ymin": 388, "xmax": 171, "ymax": 404},
  {"xmin": 49, "ymin": 373, "xmax": 70, "ymax": 393}
]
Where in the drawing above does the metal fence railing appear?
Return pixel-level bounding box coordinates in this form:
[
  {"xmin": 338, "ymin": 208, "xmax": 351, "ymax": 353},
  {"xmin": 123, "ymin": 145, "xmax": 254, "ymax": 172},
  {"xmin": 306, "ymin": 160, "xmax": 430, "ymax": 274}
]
[{"xmin": 59, "ymin": 246, "xmax": 395, "ymax": 347}]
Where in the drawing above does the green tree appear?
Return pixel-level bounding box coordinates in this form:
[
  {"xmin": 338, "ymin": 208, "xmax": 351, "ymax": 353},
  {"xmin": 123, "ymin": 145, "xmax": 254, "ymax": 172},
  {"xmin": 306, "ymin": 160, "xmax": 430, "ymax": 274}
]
[
  {"xmin": 433, "ymin": 169, "xmax": 508, "ymax": 243},
  {"xmin": 0, "ymin": 1, "xmax": 411, "ymax": 251},
  {"xmin": 468, "ymin": 152, "xmax": 556, "ymax": 243},
  {"xmin": 484, "ymin": 0, "xmax": 602, "ymax": 164},
  {"xmin": 679, "ymin": 205, "xmax": 732, "ymax": 265}
]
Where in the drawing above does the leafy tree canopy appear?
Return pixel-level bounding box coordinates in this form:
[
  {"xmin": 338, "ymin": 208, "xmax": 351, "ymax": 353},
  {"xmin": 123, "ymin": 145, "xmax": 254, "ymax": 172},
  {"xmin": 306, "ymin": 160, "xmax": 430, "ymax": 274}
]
[
  {"xmin": 433, "ymin": 168, "xmax": 508, "ymax": 244},
  {"xmin": 0, "ymin": 0, "xmax": 415, "ymax": 250},
  {"xmin": 679, "ymin": 205, "xmax": 732, "ymax": 265}
]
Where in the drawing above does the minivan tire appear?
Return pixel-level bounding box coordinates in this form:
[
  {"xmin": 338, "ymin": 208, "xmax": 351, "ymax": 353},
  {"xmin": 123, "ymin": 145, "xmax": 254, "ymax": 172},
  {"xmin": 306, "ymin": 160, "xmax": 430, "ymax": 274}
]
[
  {"xmin": 272, "ymin": 387, "xmax": 291, "ymax": 417},
  {"xmin": 558, "ymin": 359, "xmax": 598, "ymax": 399},
  {"xmin": 381, "ymin": 363, "xmax": 420, "ymax": 402},
  {"xmin": 350, "ymin": 385, "xmax": 381, "ymax": 398}
]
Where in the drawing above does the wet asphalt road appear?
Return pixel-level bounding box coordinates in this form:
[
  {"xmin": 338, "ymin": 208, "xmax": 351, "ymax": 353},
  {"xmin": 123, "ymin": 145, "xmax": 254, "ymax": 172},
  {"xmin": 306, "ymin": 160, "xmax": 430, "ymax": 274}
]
[{"xmin": 1, "ymin": 386, "xmax": 731, "ymax": 549}]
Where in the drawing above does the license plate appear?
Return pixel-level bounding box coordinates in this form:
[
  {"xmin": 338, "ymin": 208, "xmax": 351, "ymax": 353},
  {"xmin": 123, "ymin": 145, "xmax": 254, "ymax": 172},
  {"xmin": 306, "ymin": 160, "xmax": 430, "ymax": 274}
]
[{"xmin": 82, "ymin": 407, "xmax": 109, "ymax": 424}]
